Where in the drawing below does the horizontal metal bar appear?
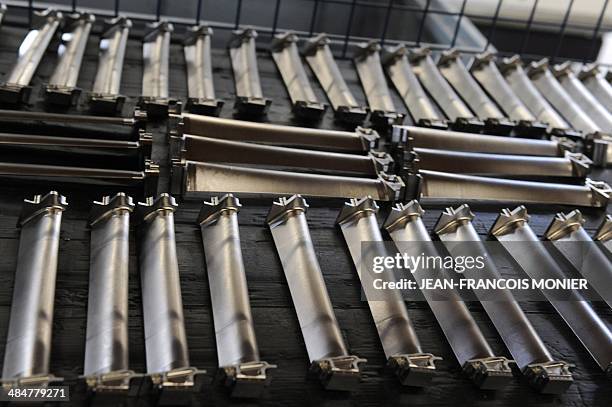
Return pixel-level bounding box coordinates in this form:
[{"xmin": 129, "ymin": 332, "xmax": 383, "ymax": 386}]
[
  {"xmin": 382, "ymin": 45, "xmax": 447, "ymax": 129},
  {"xmin": 266, "ymin": 195, "xmax": 365, "ymax": 391},
  {"xmin": 199, "ymin": 195, "xmax": 274, "ymax": 397},
  {"xmin": 528, "ymin": 59, "xmax": 601, "ymax": 135},
  {"xmin": 84, "ymin": 193, "xmax": 140, "ymax": 393},
  {"xmin": 491, "ymin": 206, "xmax": 612, "ymax": 374},
  {"xmin": 0, "ymin": 108, "xmax": 144, "ymax": 126},
  {"xmin": 45, "ymin": 12, "xmax": 95, "ymax": 105},
  {"xmin": 410, "ymin": 48, "xmax": 484, "ymax": 133},
  {"xmin": 594, "ymin": 215, "xmax": 612, "ymax": 255},
  {"xmin": 353, "ymin": 40, "xmax": 403, "ymax": 127},
  {"xmin": 336, "ymin": 197, "xmax": 438, "ymax": 387},
  {"xmin": 553, "ymin": 63, "xmax": 612, "ymax": 132},
  {"xmin": 229, "ymin": 28, "xmax": 271, "ymax": 117},
  {"xmin": 184, "ymin": 25, "xmax": 223, "ymax": 116},
  {"xmin": 499, "ymin": 56, "xmax": 572, "ymax": 135},
  {"xmin": 176, "ymin": 135, "xmax": 390, "ymax": 177},
  {"xmin": 175, "ymin": 161, "xmax": 403, "ymax": 201},
  {"xmin": 392, "ymin": 125, "xmax": 573, "ymax": 157},
  {"xmin": 135, "ymin": 194, "xmax": 205, "ymax": 397},
  {"xmin": 1, "ymin": 191, "xmax": 66, "ymax": 387},
  {"xmin": 544, "ymin": 210, "xmax": 612, "ymax": 310},
  {"xmin": 434, "ymin": 205, "xmax": 572, "ymax": 394},
  {"xmin": 413, "ymin": 148, "xmax": 591, "ymax": 178},
  {"xmin": 91, "ymin": 17, "xmax": 132, "ymax": 114},
  {"xmin": 271, "ymin": 32, "xmax": 326, "ymax": 121},
  {"xmin": 580, "ymin": 65, "xmax": 612, "ymax": 113},
  {"xmin": 419, "ymin": 170, "xmax": 611, "ymax": 207},
  {"xmin": 304, "ymin": 34, "xmax": 368, "ymax": 125},
  {"xmin": 383, "ymin": 201, "xmax": 512, "ymax": 389},
  {"xmin": 174, "ymin": 113, "xmax": 378, "ymax": 153}
]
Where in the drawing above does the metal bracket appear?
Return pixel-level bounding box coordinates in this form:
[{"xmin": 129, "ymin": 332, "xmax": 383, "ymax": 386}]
[
  {"xmin": 354, "ymin": 40, "xmax": 404, "ymax": 127},
  {"xmin": 90, "ymin": 17, "xmax": 132, "ymax": 115},
  {"xmin": 304, "ymin": 34, "xmax": 368, "ymax": 125},
  {"xmin": 271, "ymin": 32, "xmax": 327, "ymax": 121},
  {"xmin": 524, "ymin": 361, "xmax": 574, "ymax": 395},
  {"xmin": 0, "ymin": 9, "xmax": 63, "ymax": 105},
  {"xmin": 382, "ymin": 45, "xmax": 447, "ymax": 130},
  {"xmin": 594, "ymin": 214, "xmax": 612, "ymax": 255},
  {"xmin": 229, "ymin": 28, "xmax": 271, "ymax": 117},
  {"xmin": 184, "ymin": 25, "xmax": 224, "ymax": 116},
  {"xmin": 45, "ymin": 12, "xmax": 95, "ymax": 106}
]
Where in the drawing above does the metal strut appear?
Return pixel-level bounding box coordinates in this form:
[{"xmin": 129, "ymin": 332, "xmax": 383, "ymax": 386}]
[
  {"xmin": 141, "ymin": 21, "xmax": 179, "ymax": 117},
  {"xmin": 437, "ymin": 49, "xmax": 514, "ymax": 135},
  {"xmin": 499, "ymin": 56, "xmax": 576, "ymax": 137},
  {"xmin": 90, "ymin": 17, "xmax": 132, "ymax": 115},
  {"xmin": 83, "ymin": 194, "xmax": 141, "ymax": 396},
  {"xmin": 172, "ymin": 113, "xmax": 379, "ymax": 153},
  {"xmin": 304, "ymin": 34, "xmax": 369, "ymax": 126},
  {"xmin": 410, "ymin": 48, "xmax": 484, "ymax": 133},
  {"xmin": 271, "ymin": 32, "xmax": 327, "ymax": 121},
  {"xmin": 0, "ymin": 9, "xmax": 63, "ymax": 104},
  {"xmin": 336, "ymin": 197, "xmax": 439, "ymax": 386},
  {"xmin": 434, "ymin": 205, "xmax": 573, "ymax": 394},
  {"xmin": 580, "ymin": 65, "xmax": 612, "ymax": 112},
  {"xmin": 470, "ymin": 52, "xmax": 547, "ymax": 137},
  {"xmin": 491, "ymin": 207, "xmax": 612, "ymax": 376},
  {"xmin": 172, "ymin": 161, "xmax": 403, "ymax": 201},
  {"xmin": 135, "ymin": 194, "xmax": 205, "ymax": 403},
  {"xmin": 382, "ymin": 45, "xmax": 447, "ymax": 130},
  {"xmin": 594, "ymin": 215, "xmax": 612, "ymax": 255},
  {"xmin": 418, "ymin": 170, "xmax": 611, "ymax": 207},
  {"xmin": 198, "ymin": 194, "xmax": 275, "ymax": 397},
  {"xmin": 1, "ymin": 191, "xmax": 67, "ymax": 388},
  {"xmin": 266, "ymin": 195, "xmax": 365, "ymax": 391},
  {"xmin": 383, "ymin": 201, "xmax": 513, "ymax": 389},
  {"xmin": 45, "ymin": 12, "xmax": 95, "ymax": 106},
  {"xmin": 229, "ymin": 28, "xmax": 271, "ymax": 117},
  {"xmin": 544, "ymin": 210, "xmax": 612, "ymax": 310},
  {"xmin": 353, "ymin": 40, "xmax": 404, "ymax": 127},
  {"xmin": 184, "ymin": 25, "xmax": 224, "ymax": 116}
]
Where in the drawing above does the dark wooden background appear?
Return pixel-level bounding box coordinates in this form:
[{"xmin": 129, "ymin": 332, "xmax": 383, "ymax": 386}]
[{"xmin": 0, "ymin": 13, "xmax": 610, "ymax": 407}]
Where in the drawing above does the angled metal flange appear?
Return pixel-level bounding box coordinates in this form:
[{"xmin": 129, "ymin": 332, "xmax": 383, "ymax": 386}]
[
  {"xmin": 580, "ymin": 64, "xmax": 612, "ymax": 112},
  {"xmin": 174, "ymin": 113, "xmax": 379, "ymax": 153},
  {"xmin": 172, "ymin": 160, "xmax": 403, "ymax": 201},
  {"xmin": 183, "ymin": 25, "xmax": 223, "ymax": 116},
  {"xmin": 437, "ymin": 49, "xmax": 514, "ymax": 136},
  {"xmin": 434, "ymin": 205, "xmax": 573, "ymax": 394},
  {"xmin": 45, "ymin": 12, "xmax": 95, "ymax": 106},
  {"xmin": 135, "ymin": 194, "xmax": 206, "ymax": 403},
  {"xmin": 0, "ymin": 9, "xmax": 63, "ymax": 104},
  {"xmin": 384, "ymin": 201, "xmax": 513, "ymax": 389},
  {"xmin": 419, "ymin": 170, "xmax": 611, "ymax": 207},
  {"xmin": 199, "ymin": 194, "xmax": 275, "ymax": 397},
  {"xmin": 1, "ymin": 191, "xmax": 67, "ymax": 389},
  {"xmin": 271, "ymin": 32, "xmax": 327, "ymax": 121},
  {"xmin": 412, "ymin": 148, "xmax": 591, "ymax": 179},
  {"xmin": 409, "ymin": 47, "xmax": 484, "ymax": 133},
  {"xmin": 174, "ymin": 135, "xmax": 392, "ymax": 177},
  {"xmin": 304, "ymin": 34, "xmax": 369, "ymax": 125},
  {"xmin": 141, "ymin": 21, "xmax": 180, "ymax": 117},
  {"xmin": 499, "ymin": 55, "xmax": 577, "ymax": 138},
  {"xmin": 90, "ymin": 17, "xmax": 132, "ymax": 115},
  {"xmin": 354, "ymin": 40, "xmax": 404, "ymax": 127},
  {"xmin": 490, "ymin": 206, "xmax": 612, "ymax": 375},
  {"xmin": 527, "ymin": 59, "xmax": 602, "ymax": 135},
  {"xmin": 229, "ymin": 28, "xmax": 271, "ymax": 117},
  {"xmin": 266, "ymin": 195, "xmax": 365, "ymax": 390},
  {"xmin": 469, "ymin": 52, "xmax": 547, "ymax": 137},
  {"xmin": 382, "ymin": 44, "xmax": 447, "ymax": 130},
  {"xmin": 393, "ymin": 125, "xmax": 575, "ymax": 156},
  {"xmin": 336, "ymin": 197, "xmax": 439, "ymax": 386},
  {"xmin": 82, "ymin": 194, "xmax": 143, "ymax": 399},
  {"xmin": 594, "ymin": 215, "xmax": 612, "ymax": 255},
  {"xmin": 553, "ymin": 62, "xmax": 612, "ymax": 132},
  {"xmin": 544, "ymin": 210, "xmax": 612, "ymax": 309}
]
